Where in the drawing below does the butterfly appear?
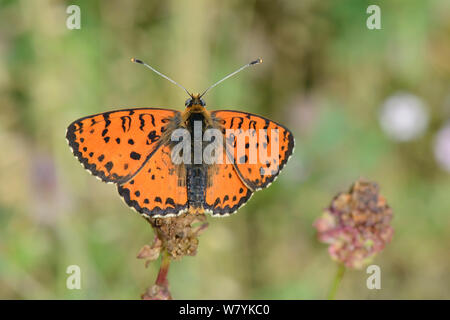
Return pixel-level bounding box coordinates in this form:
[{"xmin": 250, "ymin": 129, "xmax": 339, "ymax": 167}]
[{"xmin": 66, "ymin": 58, "xmax": 295, "ymax": 217}]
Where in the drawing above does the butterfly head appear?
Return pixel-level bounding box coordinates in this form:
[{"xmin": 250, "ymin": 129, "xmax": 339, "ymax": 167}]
[{"xmin": 185, "ymin": 93, "xmax": 206, "ymax": 108}]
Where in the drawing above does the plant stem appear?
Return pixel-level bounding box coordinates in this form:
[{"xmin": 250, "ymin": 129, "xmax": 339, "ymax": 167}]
[
  {"xmin": 328, "ymin": 264, "xmax": 346, "ymax": 300},
  {"xmin": 155, "ymin": 250, "xmax": 171, "ymax": 287}
]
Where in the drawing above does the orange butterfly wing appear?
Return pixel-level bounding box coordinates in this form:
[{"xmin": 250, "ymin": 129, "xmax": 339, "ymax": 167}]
[
  {"xmin": 204, "ymin": 162, "xmax": 253, "ymax": 216},
  {"xmin": 118, "ymin": 145, "xmax": 188, "ymax": 217},
  {"xmin": 66, "ymin": 108, "xmax": 179, "ymax": 184},
  {"xmin": 211, "ymin": 110, "xmax": 295, "ymax": 191}
]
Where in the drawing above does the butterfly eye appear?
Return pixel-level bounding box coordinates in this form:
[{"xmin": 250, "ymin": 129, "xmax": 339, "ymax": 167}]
[
  {"xmin": 200, "ymin": 98, "xmax": 206, "ymax": 106},
  {"xmin": 185, "ymin": 98, "xmax": 192, "ymax": 107}
]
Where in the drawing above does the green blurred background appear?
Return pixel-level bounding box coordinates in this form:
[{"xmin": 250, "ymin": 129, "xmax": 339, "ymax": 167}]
[{"xmin": 0, "ymin": 0, "xmax": 449, "ymax": 299}]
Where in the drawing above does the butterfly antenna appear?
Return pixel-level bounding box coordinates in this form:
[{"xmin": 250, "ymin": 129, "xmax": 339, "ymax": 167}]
[
  {"xmin": 200, "ymin": 58, "xmax": 262, "ymax": 98},
  {"xmin": 131, "ymin": 58, "xmax": 192, "ymax": 97}
]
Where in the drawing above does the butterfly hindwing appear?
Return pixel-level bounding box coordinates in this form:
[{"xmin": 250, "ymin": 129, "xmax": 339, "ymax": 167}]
[
  {"xmin": 118, "ymin": 145, "xmax": 188, "ymax": 217},
  {"xmin": 66, "ymin": 108, "xmax": 179, "ymax": 184},
  {"xmin": 205, "ymin": 163, "xmax": 253, "ymax": 216},
  {"xmin": 211, "ymin": 110, "xmax": 295, "ymax": 191}
]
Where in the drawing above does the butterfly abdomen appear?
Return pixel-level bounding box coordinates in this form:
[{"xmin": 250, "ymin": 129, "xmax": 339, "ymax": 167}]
[{"xmin": 186, "ymin": 165, "xmax": 207, "ymax": 210}]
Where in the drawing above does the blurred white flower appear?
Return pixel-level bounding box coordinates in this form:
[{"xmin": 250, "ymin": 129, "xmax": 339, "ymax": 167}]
[
  {"xmin": 379, "ymin": 93, "xmax": 429, "ymax": 142},
  {"xmin": 434, "ymin": 124, "xmax": 450, "ymax": 172}
]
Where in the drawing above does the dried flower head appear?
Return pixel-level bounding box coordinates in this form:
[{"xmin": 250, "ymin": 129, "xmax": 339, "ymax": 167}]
[
  {"xmin": 138, "ymin": 212, "xmax": 209, "ymax": 299},
  {"xmin": 314, "ymin": 179, "xmax": 394, "ymax": 269},
  {"xmin": 147, "ymin": 212, "xmax": 208, "ymax": 259}
]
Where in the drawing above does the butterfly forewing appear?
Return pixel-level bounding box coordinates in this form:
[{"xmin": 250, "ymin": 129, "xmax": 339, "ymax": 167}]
[
  {"xmin": 211, "ymin": 110, "xmax": 295, "ymax": 191},
  {"xmin": 66, "ymin": 108, "xmax": 179, "ymax": 184}
]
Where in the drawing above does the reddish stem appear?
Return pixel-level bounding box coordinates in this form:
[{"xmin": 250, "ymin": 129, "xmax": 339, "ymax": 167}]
[{"xmin": 155, "ymin": 251, "xmax": 171, "ymax": 287}]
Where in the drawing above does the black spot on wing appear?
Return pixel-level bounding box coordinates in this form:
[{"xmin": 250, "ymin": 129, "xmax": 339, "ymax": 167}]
[
  {"xmin": 120, "ymin": 116, "xmax": 131, "ymax": 132},
  {"xmin": 103, "ymin": 113, "xmax": 111, "ymax": 128},
  {"xmin": 147, "ymin": 130, "xmax": 160, "ymax": 144},
  {"xmin": 239, "ymin": 155, "xmax": 248, "ymax": 164},
  {"xmin": 165, "ymin": 198, "xmax": 175, "ymax": 206},
  {"xmin": 130, "ymin": 152, "xmax": 141, "ymax": 160},
  {"xmin": 139, "ymin": 114, "xmax": 146, "ymax": 131},
  {"xmin": 230, "ymin": 117, "xmax": 244, "ymax": 129},
  {"xmin": 105, "ymin": 161, "xmax": 113, "ymax": 172}
]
